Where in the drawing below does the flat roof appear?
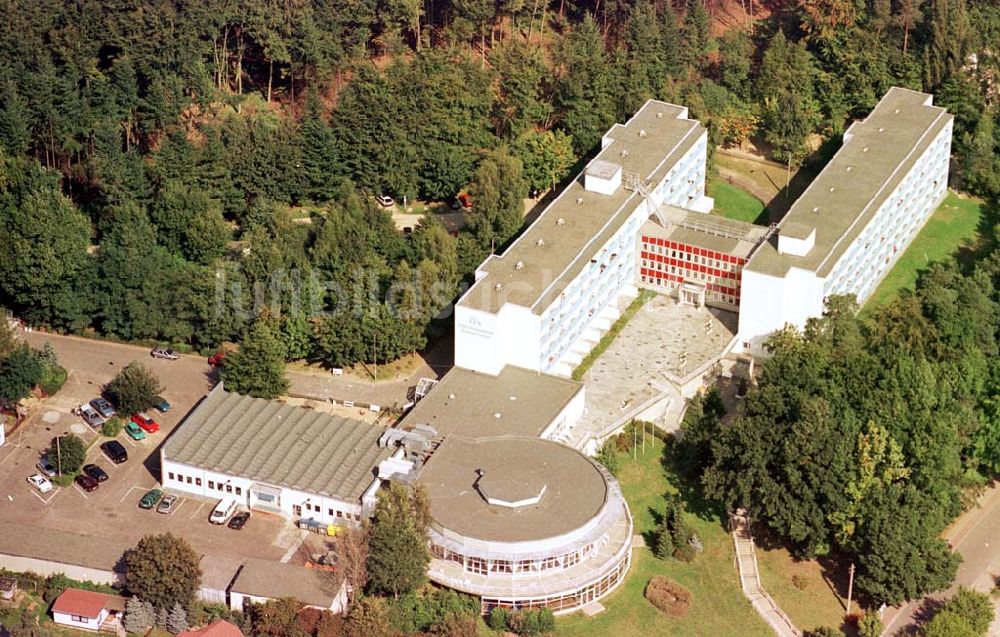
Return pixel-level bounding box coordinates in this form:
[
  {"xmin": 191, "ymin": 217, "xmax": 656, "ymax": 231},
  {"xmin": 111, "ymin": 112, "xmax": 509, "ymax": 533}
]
[
  {"xmin": 231, "ymin": 558, "xmax": 343, "ymax": 608},
  {"xmin": 640, "ymin": 206, "xmax": 767, "ymax": 258},
  {"xmin": 0, "ymin": 522, "xmax": 127, "ymax": 572},
  {"xmin": 397, "ymin": 365, "xmax": 582, "ymax": 439},
  {"xmin": 164, "ymin": 386, "xmax": 391, "ymax": 501},
  {"xmin": 746, "ymin": 87, "xmax": 952, "ymax": 278},
  {"xmin": 459, "ymin": 100, "xmax": 704, "ymax": 315},
  {"xmin": 418, "ymin": 437, "xmax": 608, "ymax": 543}
]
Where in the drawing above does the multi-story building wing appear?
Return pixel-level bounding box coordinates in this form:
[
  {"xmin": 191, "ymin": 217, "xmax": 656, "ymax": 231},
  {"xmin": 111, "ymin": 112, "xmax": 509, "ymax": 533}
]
[
  {"xmin": 738, "ymin": 87, "xmax": 952, "ymax": 350},
  {"xmin": 455, "ymin": 100, "xmax": 711, "ymax": 377}
]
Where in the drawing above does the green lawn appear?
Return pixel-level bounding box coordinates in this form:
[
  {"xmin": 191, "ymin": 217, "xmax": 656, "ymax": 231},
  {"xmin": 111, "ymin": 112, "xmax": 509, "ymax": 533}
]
[
  {"xmin": 755, "ymin": 544, "xmax": 848, "ymax": 633},
  {"xmin": 708, "ymin": 178, "xmax": 768, "ymax": 225},
  {"xmin": 863, "ymin": 193, "xmax": 985, "ymax": 313},
  {"xmin": 556, "ymin": 435, "xmax": 770, "ymax": 636}
]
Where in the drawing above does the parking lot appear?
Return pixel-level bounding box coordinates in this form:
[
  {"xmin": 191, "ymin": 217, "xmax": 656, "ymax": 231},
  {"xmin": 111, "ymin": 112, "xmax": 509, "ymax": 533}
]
[{"xmin": 0, "ymin": 332, "xmax": 303, "ymax": 563}]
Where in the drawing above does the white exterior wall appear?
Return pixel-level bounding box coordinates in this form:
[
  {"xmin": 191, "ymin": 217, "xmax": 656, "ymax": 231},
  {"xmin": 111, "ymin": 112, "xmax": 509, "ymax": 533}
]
[
  {"xmin": 455, "ymin": 129, "xmax": 709, "ymax": 378},
  {"xmin": 737, "ymin": 267, "xmax": 825, "ymax": 352},
  {"xmin": 229, "ymin": 586, "xmax": 348, "ymax": 614},
  {"xmin": 160, "ymin": 458, "xmax": 365, "ymax": 526},
  {"xmin": 825, "ymin": 119, "xmax": 952, "ymax": 302},
  {"xmin": 538, "ymin": 388, "xmax": 586, "ymax": 441},
  {"xmin": 53, "ymin": 609, "xmax": 106, "ymax": 631}
]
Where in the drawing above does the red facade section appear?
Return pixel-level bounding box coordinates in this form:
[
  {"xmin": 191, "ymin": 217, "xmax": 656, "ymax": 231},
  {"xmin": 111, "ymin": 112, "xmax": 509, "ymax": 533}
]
[{"xmin": 638, "ymin": 235, "xmax": 746, "ymax": 306}]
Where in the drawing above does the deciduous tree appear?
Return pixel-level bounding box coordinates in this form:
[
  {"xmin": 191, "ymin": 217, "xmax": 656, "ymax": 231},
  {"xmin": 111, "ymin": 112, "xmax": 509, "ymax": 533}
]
[{"xmin": 124, "ymin": 534, "xmax": 202, "ymax": 612}]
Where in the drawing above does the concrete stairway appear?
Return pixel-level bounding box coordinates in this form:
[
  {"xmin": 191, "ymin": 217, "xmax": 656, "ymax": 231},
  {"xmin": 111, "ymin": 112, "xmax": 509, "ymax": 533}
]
[{"xmin": 730, "ymin": 510, "xmax": 802, "ymax": 637}]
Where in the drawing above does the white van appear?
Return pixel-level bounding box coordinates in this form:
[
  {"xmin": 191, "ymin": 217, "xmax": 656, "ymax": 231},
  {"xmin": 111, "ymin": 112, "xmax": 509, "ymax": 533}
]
[{"xmin": 209, "ymin": 498, "xmax": 237, "ymax": 525}]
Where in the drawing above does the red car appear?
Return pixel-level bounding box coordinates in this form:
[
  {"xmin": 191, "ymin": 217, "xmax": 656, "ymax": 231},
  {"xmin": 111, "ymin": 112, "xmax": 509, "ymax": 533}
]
[
  {"xmin": 131, "ymin": 412, "xmax": 160, "ymax": 433},
  {"xmin": 457, "ymin": 193, "xmax": 473, "ymax": 210}
]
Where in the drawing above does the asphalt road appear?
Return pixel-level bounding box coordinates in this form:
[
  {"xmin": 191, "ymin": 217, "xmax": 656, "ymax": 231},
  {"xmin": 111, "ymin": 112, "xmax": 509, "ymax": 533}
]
[{"xmin": 881, "ymin": 483, "xmax": 1000, "ymax": 635}]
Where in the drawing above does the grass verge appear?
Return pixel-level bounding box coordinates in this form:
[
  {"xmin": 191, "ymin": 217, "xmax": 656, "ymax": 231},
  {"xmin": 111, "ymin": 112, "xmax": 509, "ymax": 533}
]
[
  {"xmin": 556, "ymin": 435, "xmax": 770, "ymax": 636},
  {"xmin": 863, "ymin": 193, "xmax": 985, "ymax": 313},
  {"xmin": 571, "ymin": 290, "xmax": 656, "ymax": 381},
  {"xmin": 755, "ymin": 543, "xmax": 848, "ymax": 633},
  {"xmin": 708, "ymin": 178, "xmax": 768, "ymax": 225}
]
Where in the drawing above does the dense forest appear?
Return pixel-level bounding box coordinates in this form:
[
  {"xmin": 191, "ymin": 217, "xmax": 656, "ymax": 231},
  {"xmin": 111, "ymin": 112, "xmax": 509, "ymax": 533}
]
[{"xmin": 0, "ymin": 0, "xmax": 998, "ymax": 368}]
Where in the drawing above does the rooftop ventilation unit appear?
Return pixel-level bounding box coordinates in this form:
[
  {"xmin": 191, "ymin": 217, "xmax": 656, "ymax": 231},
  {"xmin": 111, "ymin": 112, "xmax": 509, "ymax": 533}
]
[
  {"xmin": 620, "ymin": 149, "xmax": 629, "ymax": 158},
  {"xmin": 495, "ymin": 283, "xmax": 503, "ymax": 292},
  {"xmin": 536, "ymin": 238, "xmax": 545, "ymax": 247},
  {"xmin": 812, "ymin": 206, "xmax": 820, "ymax": 213},
  {"xmin": 556, "ymin": 218, "xmax": 565, "ymax": 226},
  {"xmin": 639, "ymin": 129, "xmax": 647, "ymax": 138},
  {"xmin": 878, "ymin": 127, "xmax": 885, "ymax": 133},
  {"xmin": 576, "ymin": 197, "xmax": 584, "ymax": 204},
  {"xmin": 515, "ymin": 261, "xmax": 525, "ymax": 270},
  {"xmin": 656, "ymin": 112, "xmax": 663, "ymax": 118}
]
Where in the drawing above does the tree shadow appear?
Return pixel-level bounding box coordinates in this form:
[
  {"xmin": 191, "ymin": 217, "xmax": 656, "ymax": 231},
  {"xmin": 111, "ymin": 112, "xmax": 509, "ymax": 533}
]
[{"xmin": 659, "ymin": 435, "xmax": 728, "ymax": 524}]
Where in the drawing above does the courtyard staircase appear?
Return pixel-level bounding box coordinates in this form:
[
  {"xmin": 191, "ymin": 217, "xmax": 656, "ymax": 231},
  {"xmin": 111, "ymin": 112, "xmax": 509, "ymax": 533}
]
[{"xmin": 730, "ymin": 509, "xmax": 802, "ymax": 637}]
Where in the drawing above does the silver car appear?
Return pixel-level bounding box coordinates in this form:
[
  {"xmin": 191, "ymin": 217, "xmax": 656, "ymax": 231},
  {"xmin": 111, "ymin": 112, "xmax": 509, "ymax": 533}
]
[
  {"xmin": 157, "ymin": 494, "xmax": 179, "ymax": 514},
  {"xmin": 151, "ymin": 347, "xmax": 179, "ymax": 360},
  {"xmin": 79, "ymin": 403, "xmax": 105, "ymax": 427}
]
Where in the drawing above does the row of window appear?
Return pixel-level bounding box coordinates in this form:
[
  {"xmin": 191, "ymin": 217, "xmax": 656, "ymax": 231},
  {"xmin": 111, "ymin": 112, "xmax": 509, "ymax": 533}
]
[
  {"xmin": 640, "ymin": 242, "xmax": 744, "ymax": 271},
  {"xmin": 297, "ymin": 501, "xmax": 362, "ymax": 522},
  {"xmin": 481, "ymin": 554, "xmax": 631, "ymax": 614},
  {"xmin": 641, "ymin": 258, "xmax": 741, "ymax": 285},
  {"xmin": 168, "ymin": 471, "xmax": 245, "ymax": 496},
  {"xmin": 640, "ymin": 274, "xmax": 739, "ymax": 306},
  {"xmin": 431, "ymin": 540, "xmax": 598, "ymax": 576}
]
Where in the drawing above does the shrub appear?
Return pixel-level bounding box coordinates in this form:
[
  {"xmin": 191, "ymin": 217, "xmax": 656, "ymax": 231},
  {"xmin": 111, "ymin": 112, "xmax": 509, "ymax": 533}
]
[
  {"xmin": 805, "ymin": 628, "xmax": 842, "ymax": 637},
  {"xmin": 102, "ymin": 417, "xmax": 123, "ymax": 438},
  {"xmin": 673, "ymin": 543, "xmax": 697, "ymax": 562},
  {"xmin": 50, "ymin": 433, "xmax": 86, "ymax": 474},
  {"xmin": 791, "ymin": 574, "xmax": 809, "ymax": 590},
  {"xmin": 38, "ymin": 364, "xmax": 67, "ymax": 396},
  {"xmin": 51, "ymin": 473, "xmax": 76, "ymax": 488},
  {"xmin": 644, "ymin": 576, "xmax": 692, "ymax": 617},
  {"xmin": 939, "ymin": 587, "xmax": 993, "ymax": 635},
  {"xmin": 596, "ymin": 439, "xmax": 621, "ymax": 476},
  {"xmin": 857, "ymin": 612, "xmax": 882, "ymax": 637},
  {"xmin": 486, "ymin": 607, "xmax": 509, "ymax": 632}
]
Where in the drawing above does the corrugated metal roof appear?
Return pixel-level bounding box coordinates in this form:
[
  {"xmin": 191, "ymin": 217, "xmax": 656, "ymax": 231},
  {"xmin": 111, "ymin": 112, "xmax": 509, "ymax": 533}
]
[{"xmin": 163, "ymin": 386, "xmax": 390, "ymax": 501}]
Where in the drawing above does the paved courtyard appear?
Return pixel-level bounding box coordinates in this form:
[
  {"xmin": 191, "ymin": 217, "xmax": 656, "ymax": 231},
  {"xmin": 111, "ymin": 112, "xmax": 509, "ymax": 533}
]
[{"xmin": 568, "ymin": 293, "xmax": 738, "ymax": 449}]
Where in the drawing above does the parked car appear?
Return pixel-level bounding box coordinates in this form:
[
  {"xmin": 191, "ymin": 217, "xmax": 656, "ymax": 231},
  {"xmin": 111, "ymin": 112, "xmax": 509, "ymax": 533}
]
[
  {"xmin": 100, "ymin": 440, "xmax": 128, "ymax": 464},
  {"xmin": 27, "ymin": 474, "xmax": 52, "ymax": 493},
  {"xmin": 124, "ymin": 421, "xmax": 146, "ymax": 441},
  {"xmin": 139, "ymin": 488, "xmax": 162, "ymax": 509},
  {"xmin": 82, "ymin": 464, "xmax": 108, "ymax": 483},
  {"xmin": 78, "ymin": 403, "xmax": 105, "ymax": 427},
  {"xmin": 90, "ymin": 397, "xmax": 115, "ymax": 418},
  {"xmin": 36, "ymin": 455, "xmax": 57, "ymax": 478},
  {"xmin": 209, "ymin": 498, "xmax": 237, "ymax": 525},
  {"xmin": 75, "ymin": 474, "xmax": 99, "ymax": 492},
  {"xmin": 151, "ymin": 347, "xmax": 179, "ymax": 360},
  {"xmin": 152, "ymin": 395, "xmax": 171, "ymax": 413},
  {"xmin": 375, "ymin": 195, "xmax": 394, "ymax": 208},
  {"xmin": 208, "ymin": 350, "xmax": 226, "ymax": 366},
  {"xmin": 156, "ymin": 494, "xmax": 179, "ymax": 514},
  {"xmin": 131, "ymin": 412, "xmax": 160, "ymax": 433},
  {"xmin": 228, "ymin": 511, "xmax": 250, "ymax": 530},
  {"xmin": 457, "ymin": 193, "xmax": 473, "ymax": 209}
]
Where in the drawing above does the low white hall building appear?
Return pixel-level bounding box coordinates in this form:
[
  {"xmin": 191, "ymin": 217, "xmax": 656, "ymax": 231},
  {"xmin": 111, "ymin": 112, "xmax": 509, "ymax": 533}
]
[
  {"xmin": 455, "ymin": 99, "xmax": 712, "ymax": 378},
  {"xmin": 160, "ymin": 383, "xmax": 397, "ymax": 526},
  {"xmin": 737, "ymin": 87, "xmax": 953, "ymax": 351}
]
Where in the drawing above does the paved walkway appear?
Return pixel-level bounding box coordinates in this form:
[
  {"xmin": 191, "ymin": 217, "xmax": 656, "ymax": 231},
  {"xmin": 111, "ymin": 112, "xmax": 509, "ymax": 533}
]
[
  {"xmin": 881, "ymin": 482, "xmax": 1000, "ymax": 635},
  {"xmin": 731, "ymin": 510, "xmax": 802, "ymax": 637}
]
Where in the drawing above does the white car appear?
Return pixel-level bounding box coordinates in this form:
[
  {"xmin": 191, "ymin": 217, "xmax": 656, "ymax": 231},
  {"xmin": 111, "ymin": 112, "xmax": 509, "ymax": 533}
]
[
  {"xmin": 151, "ymin": 347, "xmax": 180, "ymax": 360},
  {"xmin": 375, "ymin": 195, "xmax": 395, "ymax": 208},
  {"xmin": 27, "ymin": 474, "xmax": 53, "ymax": 493}
]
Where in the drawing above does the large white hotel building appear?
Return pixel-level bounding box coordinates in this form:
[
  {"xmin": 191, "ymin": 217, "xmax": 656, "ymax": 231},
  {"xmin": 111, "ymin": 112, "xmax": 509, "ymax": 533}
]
[{"xmin": 456, "ymin": 87, "xmax": 952, "ymax": 366}]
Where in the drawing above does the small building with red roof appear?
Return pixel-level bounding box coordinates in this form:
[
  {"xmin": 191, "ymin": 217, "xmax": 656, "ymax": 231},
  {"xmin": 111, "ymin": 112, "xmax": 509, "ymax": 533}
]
[
  {"xmin": 178, "ymin": 619, "xmax": 245, "ymax": 637},
  {"xmin": 51, "ymin": 587, "xmax": 125, "ymax": 633}
]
